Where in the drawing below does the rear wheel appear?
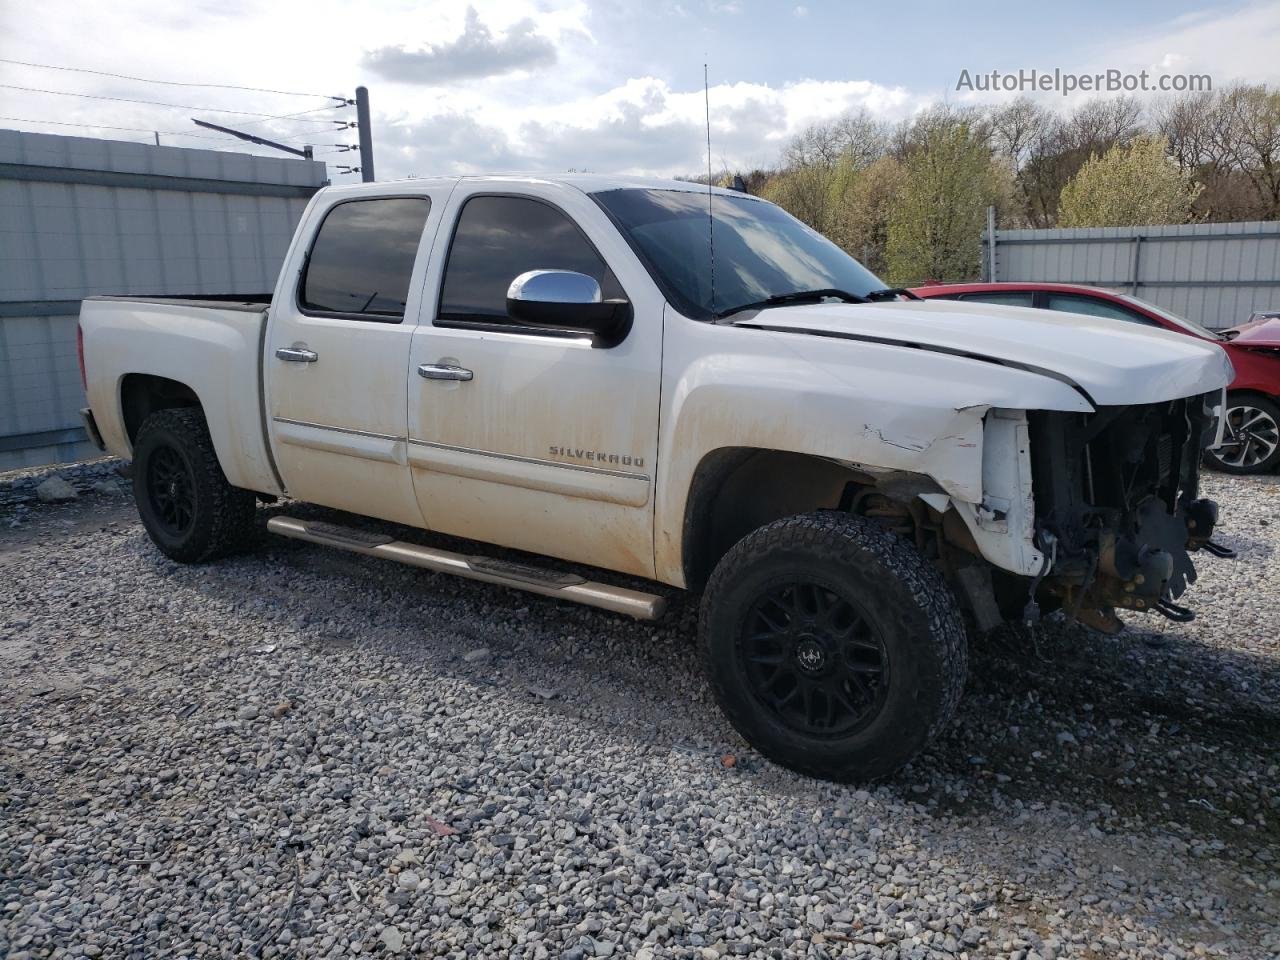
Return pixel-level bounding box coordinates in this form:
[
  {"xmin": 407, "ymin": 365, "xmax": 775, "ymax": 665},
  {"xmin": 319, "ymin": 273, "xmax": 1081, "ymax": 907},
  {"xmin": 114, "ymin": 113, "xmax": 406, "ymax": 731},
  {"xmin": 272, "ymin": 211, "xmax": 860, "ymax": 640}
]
[
  {"xmin": 1205, "ymin": 394, "xmax": 1280, "ymax": 474},
  {"xmin": 699, "ymin": 511, "xmax": 967, "ymax": 782},
  {"xmin": 132, "ymin": 408, "xmax": 257, "ymax": 562}
]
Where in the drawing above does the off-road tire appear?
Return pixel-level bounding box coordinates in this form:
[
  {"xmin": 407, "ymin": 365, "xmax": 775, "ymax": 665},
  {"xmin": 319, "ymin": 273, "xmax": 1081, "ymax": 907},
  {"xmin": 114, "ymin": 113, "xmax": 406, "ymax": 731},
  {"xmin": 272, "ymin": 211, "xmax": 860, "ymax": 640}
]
[
  {"xmin": 700, "ymin": 511, "xmax": 967, "ymax": 782},
  {"xmin": 132, "ymin": 408, "xmax": 257, "ymax": 563},
  {"xmin": 1204, "ymin": 393, "xmax": 1280, "ymax": 475}
]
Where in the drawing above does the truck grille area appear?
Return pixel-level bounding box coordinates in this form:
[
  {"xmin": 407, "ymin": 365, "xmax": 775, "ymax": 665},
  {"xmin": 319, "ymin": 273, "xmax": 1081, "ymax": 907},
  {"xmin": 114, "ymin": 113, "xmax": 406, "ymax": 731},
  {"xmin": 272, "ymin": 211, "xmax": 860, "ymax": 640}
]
[{"xmin": 1028, "ymin": 392, "xmax": 1221, "ymax": 623}]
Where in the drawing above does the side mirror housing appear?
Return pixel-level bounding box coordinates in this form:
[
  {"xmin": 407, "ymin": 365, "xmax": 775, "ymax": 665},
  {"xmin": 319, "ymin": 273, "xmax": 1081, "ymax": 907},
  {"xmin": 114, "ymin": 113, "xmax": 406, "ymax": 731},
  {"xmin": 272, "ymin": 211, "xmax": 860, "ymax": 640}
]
[{"xmin": 505, "ymin": 270, "xmax": 632, "ymax": 347}]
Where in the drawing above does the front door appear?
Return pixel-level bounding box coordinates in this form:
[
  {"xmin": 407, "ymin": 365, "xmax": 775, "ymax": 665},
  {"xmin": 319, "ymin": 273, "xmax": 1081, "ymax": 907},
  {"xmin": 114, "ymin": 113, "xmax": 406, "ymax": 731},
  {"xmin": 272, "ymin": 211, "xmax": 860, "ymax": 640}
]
[
  {"xmin": 266, "ymin": 191, "xmax": 446, "ymax": 527},
  {"xmin": 406, "ymin": 183, "xmax": 663, "ymax": 577}
]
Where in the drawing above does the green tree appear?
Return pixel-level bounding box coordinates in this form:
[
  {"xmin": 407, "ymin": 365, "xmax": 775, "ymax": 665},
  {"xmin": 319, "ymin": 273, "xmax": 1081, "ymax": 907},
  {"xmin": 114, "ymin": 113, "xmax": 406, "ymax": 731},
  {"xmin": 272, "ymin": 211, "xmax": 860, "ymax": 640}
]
[
  {"xmin": 825, "ymin": 155, "xmax": 906, "ymax": 276},
  {"xmin": 884, "ymin": 121, "xmax": 1008, "ymax": 285},
  {"xmin": 760, "ymin": 163, "xmax": 838, "ymax": 234},
  {"xmin": 1058, "ymin": 136, "xmax": 1201, "ymax": 227}
]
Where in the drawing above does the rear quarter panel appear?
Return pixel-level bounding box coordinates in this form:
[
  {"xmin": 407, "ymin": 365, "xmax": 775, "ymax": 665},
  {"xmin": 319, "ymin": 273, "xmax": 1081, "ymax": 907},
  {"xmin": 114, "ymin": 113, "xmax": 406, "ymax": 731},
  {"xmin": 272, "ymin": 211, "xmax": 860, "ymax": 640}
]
[
  {"xmin": 80, "ymin": 298, "xmax": 283, "ymax": 495},
  {"xmin": 1225, "ymin": 345, "xmax": 1280, "ymax": 398}
]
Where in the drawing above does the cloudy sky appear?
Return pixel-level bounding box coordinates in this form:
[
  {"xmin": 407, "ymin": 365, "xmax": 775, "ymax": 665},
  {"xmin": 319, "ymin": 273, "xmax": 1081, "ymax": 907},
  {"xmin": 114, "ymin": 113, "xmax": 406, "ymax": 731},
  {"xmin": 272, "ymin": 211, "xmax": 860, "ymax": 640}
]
[{"xmin": 2, "ymin": 0, "xmax": 1278, "ymax": 181}]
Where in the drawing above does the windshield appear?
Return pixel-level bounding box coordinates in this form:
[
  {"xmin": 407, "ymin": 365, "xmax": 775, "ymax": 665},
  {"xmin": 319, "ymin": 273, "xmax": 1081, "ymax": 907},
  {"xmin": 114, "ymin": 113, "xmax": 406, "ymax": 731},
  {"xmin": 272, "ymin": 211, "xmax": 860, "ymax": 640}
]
[
  {"xmin": 592, "ymin": 188, "xmax": 884, "ymax": 319},
  {"xmin": 1118, "ymin": 294, "xmax": 1222, "ymax": 340}
]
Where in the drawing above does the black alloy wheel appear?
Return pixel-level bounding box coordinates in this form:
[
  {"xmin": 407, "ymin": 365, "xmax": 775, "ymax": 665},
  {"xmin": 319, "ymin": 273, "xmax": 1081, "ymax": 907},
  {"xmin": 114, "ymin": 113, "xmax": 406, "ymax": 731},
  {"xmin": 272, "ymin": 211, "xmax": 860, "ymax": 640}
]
[
  {"xmin": 741, "ymin": 580, "xmax": 889, "ymax": 737},
  {"xmin": 700, "ymin": 511, "xmax": 968, "ymax": 782},
  {"xmin": 145, "ymin": 444, "xmax": 197, "ymax": 536},
  {"xmin": 131, "ymin": 407, "xmax": 257, "ymax": 562}
]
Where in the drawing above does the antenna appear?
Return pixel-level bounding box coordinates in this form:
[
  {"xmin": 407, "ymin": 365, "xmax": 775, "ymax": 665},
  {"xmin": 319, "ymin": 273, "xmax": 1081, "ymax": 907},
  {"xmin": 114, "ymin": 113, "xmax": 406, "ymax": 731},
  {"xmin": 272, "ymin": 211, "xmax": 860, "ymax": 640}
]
[{"xmin": 704, "ymin": 63, "xmax": 716, "ymax": 314}]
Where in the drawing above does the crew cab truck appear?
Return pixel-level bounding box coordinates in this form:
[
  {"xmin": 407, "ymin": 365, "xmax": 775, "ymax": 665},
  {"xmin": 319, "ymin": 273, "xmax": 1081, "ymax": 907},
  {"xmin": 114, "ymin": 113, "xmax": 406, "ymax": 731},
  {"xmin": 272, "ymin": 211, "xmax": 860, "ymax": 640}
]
[{"xmin": 79, "ymin": 175, "xmax": 1235, "ymax": 781}]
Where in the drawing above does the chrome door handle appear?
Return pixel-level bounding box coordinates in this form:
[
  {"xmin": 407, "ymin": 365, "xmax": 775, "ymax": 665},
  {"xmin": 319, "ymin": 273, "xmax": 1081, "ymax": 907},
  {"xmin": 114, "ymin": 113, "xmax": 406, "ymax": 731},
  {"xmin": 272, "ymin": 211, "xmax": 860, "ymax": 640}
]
[
  {"xmin": 418, "ymin": 363, "xmax": 473, "ymax": 382},
  {"xmin": 276, "ymin": 346, "xmax": 318, "ymax": 363}
]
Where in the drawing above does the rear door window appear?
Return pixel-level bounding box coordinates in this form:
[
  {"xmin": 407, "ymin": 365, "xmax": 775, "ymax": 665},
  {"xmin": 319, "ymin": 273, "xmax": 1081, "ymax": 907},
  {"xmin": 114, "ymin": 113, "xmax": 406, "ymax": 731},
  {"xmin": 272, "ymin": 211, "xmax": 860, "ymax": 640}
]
[
  {"xmin": 958, "ymin": 291, "xmax": 1036, "ymax": 307},
  {"xmin": 1045, "ymin": 294, "xmax": 1158, "ymax": 326},
  {"xmin": 438, "ymin": 195, "xmax": 623, "ymax": 321},
  {"xmin": 300, "ymin": 197, "xmax": 431, "ymax": 321}
]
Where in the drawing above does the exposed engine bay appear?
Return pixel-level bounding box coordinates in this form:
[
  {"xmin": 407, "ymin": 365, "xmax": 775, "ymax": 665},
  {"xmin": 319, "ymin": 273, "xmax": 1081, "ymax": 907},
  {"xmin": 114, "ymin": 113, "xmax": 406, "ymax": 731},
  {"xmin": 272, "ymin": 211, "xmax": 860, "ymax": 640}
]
[
  {"xmin": 1026, "ymin": 391, "xmax": 1230, "ymax": 632},
  {"xmin": 840, "ymin": 392, "xmax": 1233, "ymax": 635}
]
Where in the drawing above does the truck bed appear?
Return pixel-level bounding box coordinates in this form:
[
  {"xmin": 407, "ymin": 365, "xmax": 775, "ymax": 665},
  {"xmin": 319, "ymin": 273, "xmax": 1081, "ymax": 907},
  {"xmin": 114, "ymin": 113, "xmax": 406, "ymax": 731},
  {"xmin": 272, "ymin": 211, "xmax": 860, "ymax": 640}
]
[{"xmin": 86, "ymin": 294, "xmax": 272, "ymax": 311}]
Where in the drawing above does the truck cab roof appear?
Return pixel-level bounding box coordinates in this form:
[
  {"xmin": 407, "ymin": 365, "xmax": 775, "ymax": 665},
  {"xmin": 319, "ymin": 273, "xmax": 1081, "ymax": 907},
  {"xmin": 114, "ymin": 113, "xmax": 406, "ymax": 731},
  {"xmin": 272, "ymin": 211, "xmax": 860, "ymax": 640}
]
[{"xmin": 318, "ymin": 172, "xmax": 751, "ymax": 200}]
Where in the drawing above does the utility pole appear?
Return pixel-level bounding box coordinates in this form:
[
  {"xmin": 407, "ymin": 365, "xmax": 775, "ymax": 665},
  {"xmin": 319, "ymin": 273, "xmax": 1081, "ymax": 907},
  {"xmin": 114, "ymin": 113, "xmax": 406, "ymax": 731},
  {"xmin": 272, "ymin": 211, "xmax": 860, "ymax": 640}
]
[{"xmin": 355, "ymin": 86, "xmax": 375, "ymax": 182}]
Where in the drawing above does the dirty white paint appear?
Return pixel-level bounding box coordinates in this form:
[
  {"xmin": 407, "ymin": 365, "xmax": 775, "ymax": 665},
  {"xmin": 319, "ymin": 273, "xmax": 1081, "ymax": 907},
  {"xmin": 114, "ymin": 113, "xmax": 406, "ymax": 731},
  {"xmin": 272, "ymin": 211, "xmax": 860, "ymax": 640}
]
[
  {"xmin": 81, "ymin": 174, "xmax": 1234, "ymax": 593},
  {"xmin": 752, "ymin": 299, "xmax": 1235, "ymax": 406},
  {"xmin": 79, "ymin": 299, "xmax": 283, "ymax": 495}
]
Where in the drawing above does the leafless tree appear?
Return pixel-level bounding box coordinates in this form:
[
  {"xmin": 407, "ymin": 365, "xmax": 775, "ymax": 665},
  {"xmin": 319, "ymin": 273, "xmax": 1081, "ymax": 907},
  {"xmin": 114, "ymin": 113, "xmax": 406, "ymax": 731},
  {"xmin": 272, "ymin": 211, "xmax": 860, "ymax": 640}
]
[
  {"xmin": 781, "ymin": 109, "xmax": 889, "ymax": 169},
  {"xmin": 1217, "ymin": 84, "xmax": 1280, "ymax": 220},
  {"xmin": 988, "ymin": 97, "xmax": 1056, "ymax": 170},
  {"xmin": 1065, "ymin": 96, "xmax": 1144, "ymax": 155}
]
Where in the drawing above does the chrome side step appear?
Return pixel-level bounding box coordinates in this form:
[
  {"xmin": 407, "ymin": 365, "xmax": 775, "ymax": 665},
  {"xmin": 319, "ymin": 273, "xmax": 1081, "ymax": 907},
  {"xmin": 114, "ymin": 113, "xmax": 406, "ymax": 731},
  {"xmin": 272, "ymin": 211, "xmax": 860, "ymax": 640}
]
[{"xmin": 267, "ymin": 515, "xmax": 668, "ymax": 621}]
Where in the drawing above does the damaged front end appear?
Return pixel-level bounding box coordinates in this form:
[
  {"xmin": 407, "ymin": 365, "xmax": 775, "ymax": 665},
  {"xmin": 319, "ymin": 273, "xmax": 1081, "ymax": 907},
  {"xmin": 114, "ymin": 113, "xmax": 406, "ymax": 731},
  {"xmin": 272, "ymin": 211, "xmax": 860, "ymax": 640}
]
[{"xmin": 1028, "ymin": 392, "xmax": 1231, "ymax": 633}]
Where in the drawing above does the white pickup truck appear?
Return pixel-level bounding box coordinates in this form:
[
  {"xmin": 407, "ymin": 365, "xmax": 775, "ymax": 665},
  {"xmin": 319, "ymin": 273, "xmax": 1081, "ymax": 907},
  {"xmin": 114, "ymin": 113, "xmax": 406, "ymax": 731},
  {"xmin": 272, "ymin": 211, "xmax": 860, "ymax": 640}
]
[{"xmin": 78, "ymin": 174, "xmax": 1235, "ymax": 780}]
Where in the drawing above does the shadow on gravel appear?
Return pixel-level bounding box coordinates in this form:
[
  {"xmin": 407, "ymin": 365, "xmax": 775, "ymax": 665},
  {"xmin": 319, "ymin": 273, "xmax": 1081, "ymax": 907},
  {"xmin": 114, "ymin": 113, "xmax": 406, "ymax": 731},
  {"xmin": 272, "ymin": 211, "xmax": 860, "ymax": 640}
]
[
  {"xmin": 154, "ymin": 500, "xmax": 1280, "ymax": 875},
  {"xmin": 933, "ymin": 624, "xmax": 1278, "ymax": 851}
]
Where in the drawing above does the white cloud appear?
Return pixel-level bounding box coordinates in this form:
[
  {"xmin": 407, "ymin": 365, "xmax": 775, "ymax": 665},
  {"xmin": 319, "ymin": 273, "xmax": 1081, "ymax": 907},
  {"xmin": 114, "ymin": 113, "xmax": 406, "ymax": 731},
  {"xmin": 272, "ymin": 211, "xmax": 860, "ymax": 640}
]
[
  {"xmin": 1097, "ymin": 1, "xmax": 1280, "ymax": 88},
  {"xmin": 363, "ymin": 6, "xmax": 558, "ymax": 85},
  {"xmin": 379, "ymin": 76, "xmax": 922, "ymax": 176},
  {"xmin": 4, "ymin": 0, "xmax": 1272, "ymax": 183}
]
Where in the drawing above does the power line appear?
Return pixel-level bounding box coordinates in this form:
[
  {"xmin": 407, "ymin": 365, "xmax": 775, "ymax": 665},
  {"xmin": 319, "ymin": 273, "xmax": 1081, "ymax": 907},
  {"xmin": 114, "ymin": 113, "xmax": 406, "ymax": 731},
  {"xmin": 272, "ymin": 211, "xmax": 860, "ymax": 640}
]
[
  {"xmin": 0, "ymin": 82, "xmax": 347, "ymax": 119},
  {"xmin": 207, "ymin": 106, "xmax": 352, "ymax": 129},
  {"xmin": 0, "ymin": 57, "xmax": 343, "ymax": 101}
]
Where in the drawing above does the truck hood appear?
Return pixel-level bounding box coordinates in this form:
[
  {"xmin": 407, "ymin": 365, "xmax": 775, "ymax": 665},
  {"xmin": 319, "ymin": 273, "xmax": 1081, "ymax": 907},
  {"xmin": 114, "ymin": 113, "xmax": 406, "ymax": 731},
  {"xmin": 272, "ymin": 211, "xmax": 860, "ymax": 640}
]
[
  {"xmin": 1224, "ymin": 315, "xmax": 1280, "ymax": 349},
  {"xmin": 732, "ymin": 299, "xmax": 1233, "ymax": 407}
]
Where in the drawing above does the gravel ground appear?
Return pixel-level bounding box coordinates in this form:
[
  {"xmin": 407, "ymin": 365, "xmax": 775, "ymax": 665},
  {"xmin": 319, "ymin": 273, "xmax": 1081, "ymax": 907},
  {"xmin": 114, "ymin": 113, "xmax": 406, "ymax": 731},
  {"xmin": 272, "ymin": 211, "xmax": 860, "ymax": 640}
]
[{"xmin": 1, "ymin": 462, "xmax": 1277, "ymax": 959}]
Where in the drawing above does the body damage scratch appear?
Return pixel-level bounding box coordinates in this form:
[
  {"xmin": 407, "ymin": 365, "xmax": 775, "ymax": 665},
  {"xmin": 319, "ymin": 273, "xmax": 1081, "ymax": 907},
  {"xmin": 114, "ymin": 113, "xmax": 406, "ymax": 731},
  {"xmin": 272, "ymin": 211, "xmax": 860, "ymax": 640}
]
[
  {"xmin": 861, "ymin": 425, "xmax": 931, "ymax": 453},
  {"xmin": 861, "ymin": 426, "xmax": 978, "ymax": 454}
]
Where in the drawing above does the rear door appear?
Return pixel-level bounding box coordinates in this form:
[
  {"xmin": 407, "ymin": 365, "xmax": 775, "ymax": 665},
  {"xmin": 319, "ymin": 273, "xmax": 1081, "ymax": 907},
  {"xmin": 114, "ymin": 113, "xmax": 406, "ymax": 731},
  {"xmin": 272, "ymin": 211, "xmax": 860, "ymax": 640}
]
[
  {"xmin": 405, "ymin": 181, "xmax": 663, "ymax": 577},
  {"xmin": 265, "ymin": 187, "xmax": 451, "ymax": 527}
]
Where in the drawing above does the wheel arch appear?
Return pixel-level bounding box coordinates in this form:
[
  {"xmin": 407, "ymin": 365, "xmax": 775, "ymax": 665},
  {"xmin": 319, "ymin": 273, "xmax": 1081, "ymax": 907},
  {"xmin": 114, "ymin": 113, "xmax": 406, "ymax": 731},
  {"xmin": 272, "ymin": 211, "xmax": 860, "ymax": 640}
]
[
  {"xmin": 680, "ymin": 447, "xmax": 884, "ymax": 591},
  {"xmin": 120, "ymin": 373, "xmax": 203, "ymax": 445}
]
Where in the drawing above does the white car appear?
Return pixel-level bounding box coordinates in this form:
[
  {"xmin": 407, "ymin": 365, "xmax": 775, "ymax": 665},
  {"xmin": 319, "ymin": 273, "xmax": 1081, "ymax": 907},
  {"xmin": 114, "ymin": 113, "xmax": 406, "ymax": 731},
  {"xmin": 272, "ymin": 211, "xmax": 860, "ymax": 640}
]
[{"xmin": 78, "ymin": 174, "xmax": 1234, "ymax": 780}]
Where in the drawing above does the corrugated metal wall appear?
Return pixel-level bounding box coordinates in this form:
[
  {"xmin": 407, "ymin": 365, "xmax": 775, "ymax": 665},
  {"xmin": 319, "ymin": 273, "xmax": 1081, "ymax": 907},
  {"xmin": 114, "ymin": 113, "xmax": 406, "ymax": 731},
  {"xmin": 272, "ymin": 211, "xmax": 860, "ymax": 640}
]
[
  {"xmin": 0, "ymin": 129, "xmax": 326, "ymax": 471},
  {"xmin": 987, "ymin": 221, "xmax": 1280, "ymax": 331}
]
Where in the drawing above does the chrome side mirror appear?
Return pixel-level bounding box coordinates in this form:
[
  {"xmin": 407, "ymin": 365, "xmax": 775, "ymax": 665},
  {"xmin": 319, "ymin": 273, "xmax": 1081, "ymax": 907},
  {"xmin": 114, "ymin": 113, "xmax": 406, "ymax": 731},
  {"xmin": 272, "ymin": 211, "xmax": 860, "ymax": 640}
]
[
  {"xmin": 505, "ymin": 269, "xmax": 633, "ymax": 347},
  {"xmin": 507, "ymin": 270, "xmax": 602, "ymax": 305}
]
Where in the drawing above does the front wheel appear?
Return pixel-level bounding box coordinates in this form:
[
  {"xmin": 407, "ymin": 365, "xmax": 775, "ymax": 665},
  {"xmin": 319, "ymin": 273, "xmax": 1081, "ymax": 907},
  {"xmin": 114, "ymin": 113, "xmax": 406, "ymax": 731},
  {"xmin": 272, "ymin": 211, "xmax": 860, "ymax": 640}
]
[
  {"xmin": 699, "ymin": 511, "xmax": 967, "ymax": 782},
  {"xmin": 1204, "ymin": 394, "xmax": 1280, "ymax": 474},
  {"xmin": 132, "ymin": 408, "xmax": 257, "ymax": 563}
]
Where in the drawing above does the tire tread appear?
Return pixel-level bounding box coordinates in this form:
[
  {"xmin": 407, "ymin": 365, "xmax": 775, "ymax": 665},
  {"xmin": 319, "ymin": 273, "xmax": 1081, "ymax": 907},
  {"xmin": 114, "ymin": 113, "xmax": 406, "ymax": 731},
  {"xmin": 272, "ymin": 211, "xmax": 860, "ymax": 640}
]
[
  {"xmin": 699, "ymin": 510, "xmax": 967, "ymax": 780},
  {"xmin": 133, "ymin": 408, "xmax": 257, "ymax": 563}
]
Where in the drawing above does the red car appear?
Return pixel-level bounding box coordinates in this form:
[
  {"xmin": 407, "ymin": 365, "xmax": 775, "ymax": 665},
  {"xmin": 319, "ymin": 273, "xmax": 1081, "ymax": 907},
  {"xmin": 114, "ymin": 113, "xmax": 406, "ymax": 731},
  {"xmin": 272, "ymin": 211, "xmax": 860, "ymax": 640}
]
[{"xmin": 912, "ymin": 282, "xmax": 1280, "ymax": 475}]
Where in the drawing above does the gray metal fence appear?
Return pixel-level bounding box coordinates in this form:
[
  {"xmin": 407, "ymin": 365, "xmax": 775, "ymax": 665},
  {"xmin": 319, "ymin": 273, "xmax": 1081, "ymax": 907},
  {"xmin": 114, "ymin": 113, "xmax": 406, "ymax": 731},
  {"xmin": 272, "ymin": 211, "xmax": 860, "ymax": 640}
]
[
  {"xmin": 0, "ymin": 129, "xmax": 327, "ymax": 472},
  {"xmin": 984, "ymin": 219, "xmax": 1280, "ymax": 331}
]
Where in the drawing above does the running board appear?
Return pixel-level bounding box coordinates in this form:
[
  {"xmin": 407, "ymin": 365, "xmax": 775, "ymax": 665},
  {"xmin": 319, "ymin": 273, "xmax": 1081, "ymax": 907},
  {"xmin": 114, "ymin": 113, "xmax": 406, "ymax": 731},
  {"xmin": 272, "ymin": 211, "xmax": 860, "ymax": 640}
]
[{"xmin": 266, "ymin": 516, "xmax": 668, "ymax": 621}]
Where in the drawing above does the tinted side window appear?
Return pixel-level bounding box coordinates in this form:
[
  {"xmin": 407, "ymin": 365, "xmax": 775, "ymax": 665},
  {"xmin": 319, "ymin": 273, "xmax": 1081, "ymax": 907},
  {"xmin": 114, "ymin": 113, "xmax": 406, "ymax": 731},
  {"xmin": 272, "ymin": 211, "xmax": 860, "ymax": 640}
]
[
  {"xmin": 301, "ymin": 197, "xmax": 431, "ymax": 321},
  {"xmin": 1045, "ymin": 294, "xmax": 1158, "ymax": 326},
  {"xmin": 439, "ymin": 196, "xmax": 623, "ymax": 320},
  {"xmin": 959, "ymin": 291, "xmax": 1036, "ymax": 307}
]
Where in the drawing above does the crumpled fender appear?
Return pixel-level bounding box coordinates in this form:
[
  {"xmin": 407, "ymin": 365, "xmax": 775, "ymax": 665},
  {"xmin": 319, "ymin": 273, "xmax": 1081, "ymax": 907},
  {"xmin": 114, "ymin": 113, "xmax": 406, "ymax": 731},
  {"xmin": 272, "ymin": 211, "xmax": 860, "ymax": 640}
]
[{"xmin": 654, "ymin": 314, "xmax": 1091, "ymax": 585}]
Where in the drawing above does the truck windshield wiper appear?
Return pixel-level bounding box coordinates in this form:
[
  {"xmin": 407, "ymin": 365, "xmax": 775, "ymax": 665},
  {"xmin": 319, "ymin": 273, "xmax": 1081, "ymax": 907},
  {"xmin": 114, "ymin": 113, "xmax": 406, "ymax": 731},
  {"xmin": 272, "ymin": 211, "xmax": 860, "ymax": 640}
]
[
  {"xmin": 864, "ymin": 287, "xmax": 922, "ymax": 301},
  {"xmin": 716, "ymin": 288, "xmax": 868, "ymax": 320}
]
